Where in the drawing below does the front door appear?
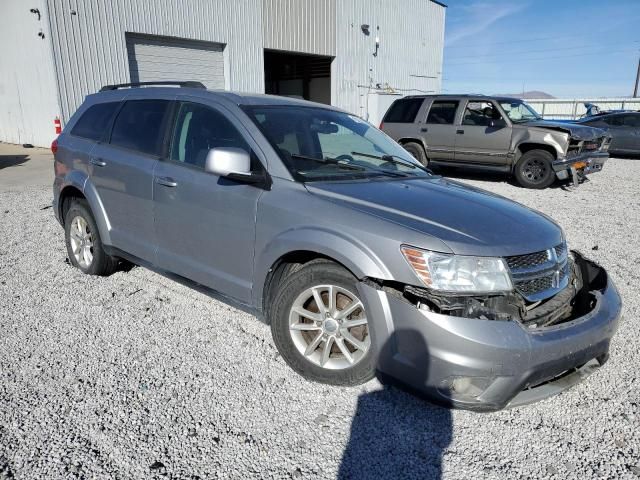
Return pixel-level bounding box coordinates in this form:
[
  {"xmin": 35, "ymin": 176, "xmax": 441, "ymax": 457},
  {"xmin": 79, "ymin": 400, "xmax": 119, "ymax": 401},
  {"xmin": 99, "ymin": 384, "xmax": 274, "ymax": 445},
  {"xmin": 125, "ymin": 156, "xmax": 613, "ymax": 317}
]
[
  {"xmin": 153, "ymin": 100, "xmax": 263, "ymax": 303},
  {"xmin": 454, "ymin": 100, "xmax": 512, "ymax": 165}
]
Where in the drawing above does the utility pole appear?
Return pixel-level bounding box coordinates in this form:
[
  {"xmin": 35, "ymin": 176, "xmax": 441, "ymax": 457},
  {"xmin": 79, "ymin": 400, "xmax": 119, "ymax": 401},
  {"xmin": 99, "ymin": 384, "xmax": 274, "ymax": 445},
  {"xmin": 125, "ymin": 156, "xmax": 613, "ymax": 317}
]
[{"xmin": 634, "ymin": 53, "xmax": 640, "ymax": 98}]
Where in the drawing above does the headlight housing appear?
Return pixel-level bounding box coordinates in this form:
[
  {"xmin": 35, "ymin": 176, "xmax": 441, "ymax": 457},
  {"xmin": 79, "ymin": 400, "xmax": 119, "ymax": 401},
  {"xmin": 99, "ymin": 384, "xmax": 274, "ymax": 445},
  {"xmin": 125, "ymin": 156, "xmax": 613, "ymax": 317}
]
[{"xmin": 401, "ymin": 246, "xmax": 513, "ymax": 293}]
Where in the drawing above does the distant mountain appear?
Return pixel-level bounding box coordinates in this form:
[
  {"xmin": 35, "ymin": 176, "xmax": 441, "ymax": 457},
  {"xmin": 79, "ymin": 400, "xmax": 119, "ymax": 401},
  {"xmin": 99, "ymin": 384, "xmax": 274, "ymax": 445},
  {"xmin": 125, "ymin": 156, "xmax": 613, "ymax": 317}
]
[{"xmin": 494, "ymin": 91, "xmax": 555, "ymax": 99}]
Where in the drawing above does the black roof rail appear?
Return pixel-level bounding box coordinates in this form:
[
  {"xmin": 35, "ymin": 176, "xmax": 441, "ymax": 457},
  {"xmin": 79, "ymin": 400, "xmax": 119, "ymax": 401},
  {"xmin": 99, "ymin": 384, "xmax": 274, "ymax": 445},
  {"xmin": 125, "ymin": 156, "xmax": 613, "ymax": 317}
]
[{"xmin": 99, "ymin": 81, "xmax": 206, "ymax": 92}]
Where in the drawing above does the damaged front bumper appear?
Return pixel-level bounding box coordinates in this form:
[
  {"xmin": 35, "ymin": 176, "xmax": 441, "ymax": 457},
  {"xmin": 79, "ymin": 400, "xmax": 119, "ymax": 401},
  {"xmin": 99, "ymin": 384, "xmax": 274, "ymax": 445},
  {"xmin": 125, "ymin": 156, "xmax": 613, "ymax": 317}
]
[
  {"xmin": 361, "ymin": 254, "xmax": 621, "ymax": 412},
  {"xmin": 553, "ymin": 151, "xmax": 609, "ymax": 184}
]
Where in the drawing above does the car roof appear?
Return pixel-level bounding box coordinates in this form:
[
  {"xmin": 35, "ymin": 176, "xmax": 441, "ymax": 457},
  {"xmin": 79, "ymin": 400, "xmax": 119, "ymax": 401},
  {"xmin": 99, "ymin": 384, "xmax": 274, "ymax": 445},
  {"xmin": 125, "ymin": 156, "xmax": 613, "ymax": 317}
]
[
  {"xmin": 87, "ymin": 86, "xmax": 346, "ymax": 112},
  {"xmin": 401, "ymin": 94, "xmax": 524, "ymax": 103}
]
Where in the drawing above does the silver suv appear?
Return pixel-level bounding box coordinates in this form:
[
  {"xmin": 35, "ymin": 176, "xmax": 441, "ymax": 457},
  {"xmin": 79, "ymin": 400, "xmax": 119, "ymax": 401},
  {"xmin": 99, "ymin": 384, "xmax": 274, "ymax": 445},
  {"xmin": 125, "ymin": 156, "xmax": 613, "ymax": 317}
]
[
  {"xmin": 52, "ymin": 82, "xmax": 621, "ymax": 411},
  {"xmin": 381, "ymin": 95, "xmax": 611, "ymax": 188}
]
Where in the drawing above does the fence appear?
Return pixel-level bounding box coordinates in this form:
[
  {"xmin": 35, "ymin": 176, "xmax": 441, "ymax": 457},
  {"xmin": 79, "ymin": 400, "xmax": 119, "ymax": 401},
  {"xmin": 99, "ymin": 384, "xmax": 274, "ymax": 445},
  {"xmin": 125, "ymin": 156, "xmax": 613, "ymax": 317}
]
[{"xmin": 526, "ymin": 98, "xmax": 640, "ymax": 120}]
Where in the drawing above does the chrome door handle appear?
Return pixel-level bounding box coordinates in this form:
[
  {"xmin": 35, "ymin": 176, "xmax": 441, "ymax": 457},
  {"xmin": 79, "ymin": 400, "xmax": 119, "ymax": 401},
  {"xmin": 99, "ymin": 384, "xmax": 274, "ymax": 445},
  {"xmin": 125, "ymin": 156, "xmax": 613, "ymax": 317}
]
[
  {"xmin": 155, "ymin": 176, "xmax": 178, "ymax": 187},
  {"xmin": 90, "ymin": 157, "xmax": 106, "ymax": 167}
]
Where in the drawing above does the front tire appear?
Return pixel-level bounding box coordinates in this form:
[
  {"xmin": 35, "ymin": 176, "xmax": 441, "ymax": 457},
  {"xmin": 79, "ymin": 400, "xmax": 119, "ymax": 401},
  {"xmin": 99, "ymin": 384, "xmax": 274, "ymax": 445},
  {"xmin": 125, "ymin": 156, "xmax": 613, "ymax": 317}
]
[
  {"xmin": 64, "ymin": 199, "xmax": 118, "ymax": 275},
  {"xmin": 270, "ymin": 261, "xmax": 376, "ymax": 386},
  {"xmin": 514, "ymin": 150, "xmax": 555, "ymax": 189}
]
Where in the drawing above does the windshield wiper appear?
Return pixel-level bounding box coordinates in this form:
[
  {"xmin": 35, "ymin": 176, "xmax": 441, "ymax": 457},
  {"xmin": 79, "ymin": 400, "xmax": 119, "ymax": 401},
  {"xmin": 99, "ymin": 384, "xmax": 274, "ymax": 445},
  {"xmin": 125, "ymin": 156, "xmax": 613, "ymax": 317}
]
[
  {"xmin": 350, "ymin": 151, "xmax": 424, "ymax": 171},
  {"xmin": 290, "ymin": 153, "xmax": 366, "ymax": 171}
]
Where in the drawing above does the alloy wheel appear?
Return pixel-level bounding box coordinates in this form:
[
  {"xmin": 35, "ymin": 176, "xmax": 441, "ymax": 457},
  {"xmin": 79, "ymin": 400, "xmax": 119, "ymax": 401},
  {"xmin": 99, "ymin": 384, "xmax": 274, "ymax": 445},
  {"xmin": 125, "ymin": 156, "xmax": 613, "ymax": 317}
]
[
  {"xmin": 523, "ymin": 158, "xmax": 548, "ymax": 183},
  {"xmin": 69, "ymin": 215, "xmax": 94, "ymax": 268},
  {"xmin": 288, "ymin": 284, "xmax": 370, "ymax": 370}
]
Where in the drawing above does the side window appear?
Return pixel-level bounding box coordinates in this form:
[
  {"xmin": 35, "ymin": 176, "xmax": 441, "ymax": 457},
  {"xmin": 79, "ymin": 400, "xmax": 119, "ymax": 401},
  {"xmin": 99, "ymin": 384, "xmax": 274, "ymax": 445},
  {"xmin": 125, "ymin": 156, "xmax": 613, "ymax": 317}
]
[
  {"xmin": 462, "ymin": 101, "xmax": 501, "ymax": 127},
  {"xmin": 603, "ymin": 115, "xmax": 624, "ymax": 127},
  {"xmin": 170, "ymin": 102, "xmax": 250, "ymax": 169},
  {"xmin": 70, "ymin": 102, "xmax": 119, "ymax": 141},
  {"xmin": 623, "ymin": 115, "xmax": 640, "ymax": 127},
  {"xmin": 383, "ymin": 98, "xmax": 424, "ymax": 123},
  {"xmin": 426, "ymin": 101, "xmax": 459, "ymax": 124},
  {"xmin": 110, "ymin": 99, "xmax": 170, "ymax": 155}
]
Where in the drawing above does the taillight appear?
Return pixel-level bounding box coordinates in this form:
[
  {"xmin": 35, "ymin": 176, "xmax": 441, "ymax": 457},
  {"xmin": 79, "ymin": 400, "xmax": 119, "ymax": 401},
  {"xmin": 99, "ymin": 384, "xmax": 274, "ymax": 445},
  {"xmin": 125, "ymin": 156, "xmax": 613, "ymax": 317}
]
[
  {"xmin": 51, "ymin": 138, "xmax": 58, "ymax": 154},
  {"xmin": 379, "ymin": 121, "xmax": 384, "ymax": 130}
]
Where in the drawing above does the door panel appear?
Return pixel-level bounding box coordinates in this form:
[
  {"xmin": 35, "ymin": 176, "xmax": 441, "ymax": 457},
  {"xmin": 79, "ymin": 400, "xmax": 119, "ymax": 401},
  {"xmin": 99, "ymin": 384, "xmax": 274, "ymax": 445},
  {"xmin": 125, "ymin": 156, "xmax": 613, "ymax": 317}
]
[
  {"xmin": 454, "ymin": 100, "xmax": 512, "ymax": 165},
  {"xmin": 153, "ymin": 101, "xmax": 262, "ymax": 303},
  {"xmin": 89, "ymin": 99, "xmax": 171, "ymax": 261},
  {"xmin": 421, "ymin": 100, "xmax": 460, "ymax": 161},
  {"xmin": 90, "ymin": 143, "xmax": 158, "ymax": 262}
]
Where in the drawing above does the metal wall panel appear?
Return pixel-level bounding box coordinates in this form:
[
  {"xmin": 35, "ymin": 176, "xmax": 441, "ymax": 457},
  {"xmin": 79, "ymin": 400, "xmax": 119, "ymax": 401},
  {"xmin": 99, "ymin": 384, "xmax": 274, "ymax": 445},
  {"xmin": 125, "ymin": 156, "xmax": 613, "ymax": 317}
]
[
  {"xmin": 332, "ymin": 0, "xmax": 445, "ymax": 120},
  {"xmin": 126, "ymin": 34, "xmax": 225, "ymax": 90},
  {"xmin": 263, "ymin": 0, "xmax": 336, "ymax": 56},
  {"xmin": 0, "ymin": 0, "xmax": 61, "ymax": 146},
  {"xmin": 46, "ymin": 0, "xmax": 265, "ymax": 122}
]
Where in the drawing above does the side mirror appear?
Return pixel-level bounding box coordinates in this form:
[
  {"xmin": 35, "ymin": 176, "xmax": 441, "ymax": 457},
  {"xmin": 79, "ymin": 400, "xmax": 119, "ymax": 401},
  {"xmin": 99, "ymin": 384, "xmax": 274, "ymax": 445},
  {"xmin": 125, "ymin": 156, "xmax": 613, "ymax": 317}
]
[
  {"xmin": 489, "ymin": 119, "xmax": 506, "ymax": 128},
  {"xmin": 204, "ymin": 147, "xmax": 270, "ymax": 188},
  {"xmin": 205, "ymin": 147, "xmax": 251, "ymax": 177}
]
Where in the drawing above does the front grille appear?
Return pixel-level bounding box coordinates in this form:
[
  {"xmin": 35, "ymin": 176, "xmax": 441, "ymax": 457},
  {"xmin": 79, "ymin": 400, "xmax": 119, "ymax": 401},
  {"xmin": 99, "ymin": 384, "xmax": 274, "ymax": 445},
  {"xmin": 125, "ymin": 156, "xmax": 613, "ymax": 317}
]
[
  {"xmin": 506, "ymin": 243, "xmax": 569, "ymax": 301},
  {"xmin": 505, "ymin": 251, "xmax": 548, "ymax": 269},
  {"xmin": 514, "ymin": 263, "xmax": 569, "ymax": 297}
]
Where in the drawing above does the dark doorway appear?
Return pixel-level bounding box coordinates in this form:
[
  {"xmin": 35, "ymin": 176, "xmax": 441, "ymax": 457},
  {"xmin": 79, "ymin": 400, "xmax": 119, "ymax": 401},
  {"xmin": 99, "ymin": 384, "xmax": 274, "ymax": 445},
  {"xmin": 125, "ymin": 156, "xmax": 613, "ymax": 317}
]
[{"xmin": 264, "ymin": 50, "xmax": 332, "ymax": 104}]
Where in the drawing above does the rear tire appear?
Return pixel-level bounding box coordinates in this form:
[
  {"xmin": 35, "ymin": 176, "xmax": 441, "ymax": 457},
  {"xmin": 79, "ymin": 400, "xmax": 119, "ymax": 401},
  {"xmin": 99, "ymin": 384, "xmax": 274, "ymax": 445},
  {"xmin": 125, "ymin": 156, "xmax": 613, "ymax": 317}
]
[
  {"xmin": 514, "ymin": 150, "xmax": 555, "ymax": 189},
  {"xmin": 403, "ymin": 141, "xmax": 429, "ymax": 167},
  {"xmin": 270, "ymin": 261, "xmax": 376, "ymax": 386},
  {"xmin": 64, "ymin": 199, "xmax": 118, "ymax": 276}
]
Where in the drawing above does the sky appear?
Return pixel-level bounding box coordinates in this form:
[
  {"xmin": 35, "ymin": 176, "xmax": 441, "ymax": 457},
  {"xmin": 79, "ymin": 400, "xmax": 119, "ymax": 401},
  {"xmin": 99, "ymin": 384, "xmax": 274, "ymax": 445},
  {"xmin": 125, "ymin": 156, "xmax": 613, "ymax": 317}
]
[{"xmin": 442, "ymin": 0, "xmax": 640, "ymax": 98}]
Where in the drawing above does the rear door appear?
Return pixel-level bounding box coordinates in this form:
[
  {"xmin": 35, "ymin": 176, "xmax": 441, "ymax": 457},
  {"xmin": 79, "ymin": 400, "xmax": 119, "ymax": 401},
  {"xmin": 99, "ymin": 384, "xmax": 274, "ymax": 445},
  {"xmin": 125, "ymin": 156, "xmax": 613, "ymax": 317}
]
[
  {"xmin": 90, "ymin": 98, "xmax": 173, "ymax": 262},
  {"xmin": 454, "ymin": 100, "xmax": 512, "ymax": 165},
  {"xmin": 421, "ymin": 99, "xmax": 460, "ymax": 161},
  {"xmin": 153, "ymin": 98, "xmax": 264, "ymax": 303}
]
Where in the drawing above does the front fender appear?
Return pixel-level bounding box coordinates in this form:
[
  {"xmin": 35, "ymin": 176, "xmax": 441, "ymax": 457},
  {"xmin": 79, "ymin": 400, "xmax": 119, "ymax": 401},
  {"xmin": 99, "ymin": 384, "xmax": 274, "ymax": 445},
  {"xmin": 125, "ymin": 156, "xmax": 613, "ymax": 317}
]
[{"xmin": 252, "ymin": 226, "xmax": 393, "ymax": 310}]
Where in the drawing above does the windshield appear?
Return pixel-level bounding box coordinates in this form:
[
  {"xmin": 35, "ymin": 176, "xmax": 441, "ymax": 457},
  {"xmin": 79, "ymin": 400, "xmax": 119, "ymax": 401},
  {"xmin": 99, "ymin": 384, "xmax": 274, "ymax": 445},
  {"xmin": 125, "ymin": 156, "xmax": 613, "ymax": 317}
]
[
  {"xmin": 242, "ymin": 105, "xmax": 431, "ymax": 182},
  {"xmin": 499, "ymin": 100, "xmax": 542, "ymax": 123}
]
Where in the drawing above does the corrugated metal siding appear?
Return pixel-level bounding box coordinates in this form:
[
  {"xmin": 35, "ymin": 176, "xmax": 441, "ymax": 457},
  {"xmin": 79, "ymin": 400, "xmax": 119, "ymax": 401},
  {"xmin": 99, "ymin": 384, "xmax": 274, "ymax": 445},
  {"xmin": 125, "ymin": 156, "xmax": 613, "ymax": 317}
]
[
  {"xmin": 263, "ymin": 0, "xmax": 336, "ymax": 56},
  {"xmin": 126, "ymin": 34, "xmax": 225, "ymax": 90},
  {"xmin": 0, "ymin": 0, "xmax": 60, "ymax": 146},
  {"xmin": 46, "ymin": 0, "xmax": 264, "ymax": 122},
  {"xmin": 526, "ymin": 98, "xmax": 640, "ymax": 119},
  {"xmin": 333, "ymin": 0, "xmax": 445, "ymax": 119}
]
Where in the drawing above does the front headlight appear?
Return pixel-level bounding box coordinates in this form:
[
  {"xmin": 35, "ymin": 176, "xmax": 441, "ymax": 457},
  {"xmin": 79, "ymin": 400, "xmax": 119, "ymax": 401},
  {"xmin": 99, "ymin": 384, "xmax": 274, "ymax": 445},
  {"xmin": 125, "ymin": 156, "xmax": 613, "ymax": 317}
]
[{"xmin": 401, "ymin": 246, "xmax": 513, "ymax": 293}]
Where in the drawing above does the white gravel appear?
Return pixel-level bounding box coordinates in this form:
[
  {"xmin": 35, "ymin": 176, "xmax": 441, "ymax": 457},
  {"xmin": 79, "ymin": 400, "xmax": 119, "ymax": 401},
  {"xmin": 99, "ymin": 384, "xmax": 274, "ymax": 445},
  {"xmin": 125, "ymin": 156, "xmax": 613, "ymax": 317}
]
[{"xmin": 1, "ymin": 159, "xmax": 639, "ymax": 479}]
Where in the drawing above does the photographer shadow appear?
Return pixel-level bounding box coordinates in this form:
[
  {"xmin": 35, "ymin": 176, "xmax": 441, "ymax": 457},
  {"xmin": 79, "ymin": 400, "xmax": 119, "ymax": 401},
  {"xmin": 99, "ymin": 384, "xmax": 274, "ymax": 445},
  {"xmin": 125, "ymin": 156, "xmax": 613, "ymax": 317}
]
[{"xmin": 338, "ymin": 329, "xmax": 453, "ymax": 480}]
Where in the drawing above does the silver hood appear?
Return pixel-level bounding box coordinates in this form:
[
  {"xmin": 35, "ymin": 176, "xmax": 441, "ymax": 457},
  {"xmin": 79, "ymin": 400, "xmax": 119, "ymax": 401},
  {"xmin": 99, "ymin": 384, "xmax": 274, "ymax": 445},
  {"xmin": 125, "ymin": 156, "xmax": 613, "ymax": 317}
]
[{"xmin": 306, "ymin": 176, "xmax": 563, "ymax": 257}]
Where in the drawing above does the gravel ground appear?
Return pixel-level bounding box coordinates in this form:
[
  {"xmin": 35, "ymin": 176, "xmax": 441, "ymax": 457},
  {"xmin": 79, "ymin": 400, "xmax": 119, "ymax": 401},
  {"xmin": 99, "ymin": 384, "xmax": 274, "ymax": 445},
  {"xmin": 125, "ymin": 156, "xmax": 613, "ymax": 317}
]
[{"xmin": 1, "ymin": 158, "xmax": 639, "ymax": 479}]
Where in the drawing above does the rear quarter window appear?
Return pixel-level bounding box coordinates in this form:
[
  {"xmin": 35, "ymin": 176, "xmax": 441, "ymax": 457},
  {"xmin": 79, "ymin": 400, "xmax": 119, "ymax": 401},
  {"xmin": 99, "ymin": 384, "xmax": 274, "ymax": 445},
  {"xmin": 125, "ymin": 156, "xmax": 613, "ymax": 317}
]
[
  {"xmin": 70, "ymin": 102, "xmax": 120, "ymax": 141},
  {"xmin": 383, "ymin": 98, "xmax": 424, "ymax": 123}
]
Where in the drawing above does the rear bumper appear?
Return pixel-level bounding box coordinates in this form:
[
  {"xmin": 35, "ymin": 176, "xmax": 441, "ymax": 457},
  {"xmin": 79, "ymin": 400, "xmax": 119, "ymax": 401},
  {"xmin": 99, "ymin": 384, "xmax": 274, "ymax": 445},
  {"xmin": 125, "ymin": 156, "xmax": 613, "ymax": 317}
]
[
  {"xmin": 553, "ymin": 151, "xmax": 608, "ymax": 180},
  {"xmin": 362, "ymin": 255, "xmax": 621, "ymax": 412}
]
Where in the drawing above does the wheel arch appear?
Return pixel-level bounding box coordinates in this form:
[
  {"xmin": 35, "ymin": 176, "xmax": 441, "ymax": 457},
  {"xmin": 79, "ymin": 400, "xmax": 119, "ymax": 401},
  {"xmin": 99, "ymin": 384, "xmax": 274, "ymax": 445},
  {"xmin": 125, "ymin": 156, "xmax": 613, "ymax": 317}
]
[
  {"xmin": 514, "ymin": 143, "xmax": 557, "ymax": 170},
  {"xmin": 59, "ymin": 176, "xmax": 112, "ymax": 246},
  {"xmin": 254, "ymin": 231, "xmax": 392, "ymax": 322}
]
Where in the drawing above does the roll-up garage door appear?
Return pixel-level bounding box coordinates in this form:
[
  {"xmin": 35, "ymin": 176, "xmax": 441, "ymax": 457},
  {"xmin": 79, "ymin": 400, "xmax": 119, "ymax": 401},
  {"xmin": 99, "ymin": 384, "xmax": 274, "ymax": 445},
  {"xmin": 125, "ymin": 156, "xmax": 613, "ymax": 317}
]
[{"xmin": 126, "ymin": 33, "xmax": 225, "ymax": 89}]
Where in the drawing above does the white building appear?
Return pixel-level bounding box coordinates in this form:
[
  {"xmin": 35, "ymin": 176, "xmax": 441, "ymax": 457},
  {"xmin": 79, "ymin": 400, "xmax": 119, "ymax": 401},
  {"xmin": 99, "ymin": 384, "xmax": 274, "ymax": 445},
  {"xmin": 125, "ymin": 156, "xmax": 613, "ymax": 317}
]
[{"xmin": 0, "ymin": 0, "xmax": 446, "ymax": 147}]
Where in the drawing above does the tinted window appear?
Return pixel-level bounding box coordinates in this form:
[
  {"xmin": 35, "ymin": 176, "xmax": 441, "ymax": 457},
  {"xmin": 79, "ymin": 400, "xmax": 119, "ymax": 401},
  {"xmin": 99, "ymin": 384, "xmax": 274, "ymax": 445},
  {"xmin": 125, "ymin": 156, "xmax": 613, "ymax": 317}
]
[
  {"xmin": 462, "ymin": 101, "xmax": 502, "ymax": 127},
  {"xmin": 70, "ymin": 102, "xmax": 119, "ymax": 141},
  {"xmin": 170, "ymin": 102, "xmax": 250, "ymax": 169},
  {"xmin": 603, "ymin": 115, "xmax": 624, "ymax": 127},
  {"xmin": 623, "ymin": 114, "xmax": 640, "ymax": 127},
  {"xmin": 110, "ymin": 100, "xmax": 170, "ymax": 155},
  {"xmin": 383, "ymin": 98, "xmax": 424, "ymax": 123},
  {"xmin": 426, "ymin": 101, "xmax": 459, "ymax": 124}
]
